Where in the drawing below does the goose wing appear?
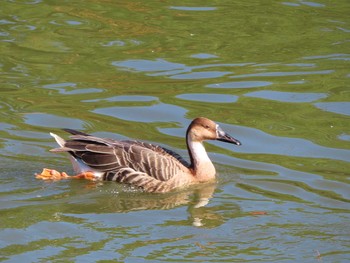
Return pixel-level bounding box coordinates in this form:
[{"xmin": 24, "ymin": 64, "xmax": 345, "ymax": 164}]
[
  {"xmin": 122, "ymin": 140, "xmax": 190, "ymax": 168},
  {"xmin": 51, "ymin": 131, "xmax": 190, "ymax": 182}
]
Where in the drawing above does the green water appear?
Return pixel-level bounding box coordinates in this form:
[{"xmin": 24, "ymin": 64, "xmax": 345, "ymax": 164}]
[{"xmin": 1, "ymin": 0, "xmax": 349, "ymax": 262}]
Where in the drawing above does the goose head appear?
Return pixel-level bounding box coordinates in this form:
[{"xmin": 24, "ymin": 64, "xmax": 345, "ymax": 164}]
[{"xmin": 187, "ymin": 117, "xmax": 241, "ymax": 146}]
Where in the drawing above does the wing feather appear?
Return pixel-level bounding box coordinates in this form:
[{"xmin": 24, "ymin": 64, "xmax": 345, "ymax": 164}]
[{"xmin": 54, "ymin": 130, "xmax": 190, "ymax": 181}]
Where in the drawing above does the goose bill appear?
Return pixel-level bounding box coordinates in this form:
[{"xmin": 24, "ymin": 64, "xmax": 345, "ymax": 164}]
[{"xmin": 217, "ymin": 127, "xmax": 241, "ymax": 145}]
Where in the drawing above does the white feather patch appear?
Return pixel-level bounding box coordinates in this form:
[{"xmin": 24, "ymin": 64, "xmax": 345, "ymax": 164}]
[{"xmin": 187, "ymin": 134, "xmax": 211, "ymax": 164}]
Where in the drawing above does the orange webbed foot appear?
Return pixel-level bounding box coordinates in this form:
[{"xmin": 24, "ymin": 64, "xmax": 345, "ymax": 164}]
[
  {"xmin": 71, "ymin": 171, "xmax": 97, "ymax": 181},
  {"xmin": 36, "ymin": 169, "xmax": 98, "ymax": 181},
  {"xmin": 35, "ymin": 168, "xmax": 70, "ymax": 180}
]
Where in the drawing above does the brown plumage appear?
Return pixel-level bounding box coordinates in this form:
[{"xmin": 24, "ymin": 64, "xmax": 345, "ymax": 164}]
[{"xmin": 45, "ymin": 117, "xmax": 241, "ymax": 193}]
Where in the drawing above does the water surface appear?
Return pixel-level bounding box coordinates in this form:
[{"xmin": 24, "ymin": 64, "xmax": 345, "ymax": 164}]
[{"xmin": 1, "ymin": 1, "xmax": 349, "ymax": 262}]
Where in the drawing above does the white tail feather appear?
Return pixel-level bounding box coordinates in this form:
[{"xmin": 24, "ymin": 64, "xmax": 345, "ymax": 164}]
[{"xmin": 50, "ymin": 132, "xmax": 65, "ymax": 147}]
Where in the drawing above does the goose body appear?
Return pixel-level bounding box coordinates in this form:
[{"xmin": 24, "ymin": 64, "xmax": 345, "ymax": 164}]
[{"xmin": 41, "ymin": 117, "xmax": 241, "ymax": 193}]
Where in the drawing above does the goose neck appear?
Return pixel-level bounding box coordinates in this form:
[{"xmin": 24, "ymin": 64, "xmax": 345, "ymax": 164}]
[{"xmin": 186, "ymin": 133, "xmax": 216, "ymax": 181}]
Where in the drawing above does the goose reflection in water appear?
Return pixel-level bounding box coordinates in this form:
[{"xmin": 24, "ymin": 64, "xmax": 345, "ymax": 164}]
[{"xmin": 48, "ymin": 180, "xmax": 240, "ymax": 228}]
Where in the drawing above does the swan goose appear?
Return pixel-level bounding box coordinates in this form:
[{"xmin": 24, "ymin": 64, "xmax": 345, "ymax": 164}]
[{"xmin": 36, "ymin": 117, "xmax": 241, "ymax": 193}]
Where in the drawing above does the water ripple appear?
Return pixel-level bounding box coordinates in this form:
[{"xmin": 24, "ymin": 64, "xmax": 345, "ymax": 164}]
[
  {"xmin": 314, "ymin": 102, "xmax": 350, "ymax": 116},
  {"xmin": 169, "ymin": 6, "xmax": 217, "ymax": 11},
  {"xmin": 176, "ymin": 93, "xmax": 238, "ymax": 103},
  {"xmin": 111, "ymin": 58, "xmax": 250, "ymax": 77},
  {"xmin": 214, "ymin": 123, "xmax": 349, "ymax": 162},
  {"xmin": 43, "ymin": 82, "xmax": 103, "ymax": 95},
  {"xmin": 93, "ymin": 103, "xmax": 187, "ymax": 123},
  {"xmin": 24, "ymin": 113, "xmax": 85, "ymax": 129},
  {"xmin": 170, "ymin": 71, "xmax": 231, "ymax": 80},
  {"xmin": 206, "ymin": 81, "xmax": 272, "ymax": 89},
  {"xmin": 191, "ymin": 53, "xmax": 219, "ymax": 59},
  {"xmin": 230, "ymin": 70, "xmax": 334, "ymax": 78},
  {"xmin": 245, "ymin": 90, "xmax": 328, "ymax": 102},
  {"xmin": 83, "ymin": 95, "xmax": 157, "ymax": 103}
]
